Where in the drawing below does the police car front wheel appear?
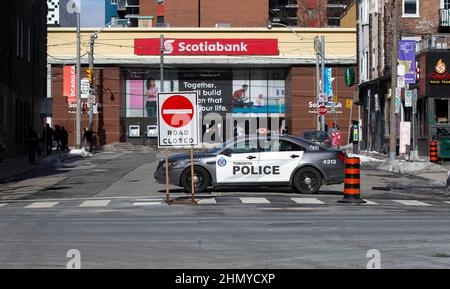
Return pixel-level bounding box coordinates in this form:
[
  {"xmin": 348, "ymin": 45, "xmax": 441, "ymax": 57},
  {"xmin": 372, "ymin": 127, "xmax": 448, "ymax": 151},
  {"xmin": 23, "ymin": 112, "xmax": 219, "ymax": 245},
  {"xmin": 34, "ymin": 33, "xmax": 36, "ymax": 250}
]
[
  {"xmin": 181, "ymin": 166, "xmax": 210, "ymax": 193},
  {"xmin": 292, "ymin": 167, "xmax": 322, "ymax": 194}
]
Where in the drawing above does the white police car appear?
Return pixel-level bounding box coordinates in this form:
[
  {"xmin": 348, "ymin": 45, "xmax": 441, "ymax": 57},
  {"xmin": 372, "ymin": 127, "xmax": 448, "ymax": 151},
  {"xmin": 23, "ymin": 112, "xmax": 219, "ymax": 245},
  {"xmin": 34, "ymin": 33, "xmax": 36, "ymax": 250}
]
[{"xmin": 154, "ymin": 135, "xmax": 346, "ymax": 194}]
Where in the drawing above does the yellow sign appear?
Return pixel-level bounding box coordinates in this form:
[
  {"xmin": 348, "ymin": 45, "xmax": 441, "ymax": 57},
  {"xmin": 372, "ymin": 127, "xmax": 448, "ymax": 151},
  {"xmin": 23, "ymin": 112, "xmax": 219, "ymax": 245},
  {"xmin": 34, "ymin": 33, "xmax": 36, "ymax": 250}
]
[{"xmin": 346, "ymin": 99, "xmax": 353, "ymax": 109}]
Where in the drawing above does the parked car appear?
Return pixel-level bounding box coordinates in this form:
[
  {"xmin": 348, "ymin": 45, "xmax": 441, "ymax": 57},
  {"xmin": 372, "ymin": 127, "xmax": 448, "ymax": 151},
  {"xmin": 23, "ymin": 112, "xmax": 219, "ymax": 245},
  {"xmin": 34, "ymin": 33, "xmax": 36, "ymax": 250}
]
[{"xmin": 154, "ymin": 135, "xmax": 345, "ymax": 194}]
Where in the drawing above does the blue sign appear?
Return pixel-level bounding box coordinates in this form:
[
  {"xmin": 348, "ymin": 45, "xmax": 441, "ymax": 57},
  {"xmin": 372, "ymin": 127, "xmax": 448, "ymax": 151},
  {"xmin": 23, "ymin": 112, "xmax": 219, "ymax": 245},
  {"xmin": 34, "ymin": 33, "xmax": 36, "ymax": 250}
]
[
  {"xmin": 324, "ymin": 68, "xmax": 333, "ymax": 97},
  {"xmin": 398, "ymin": 40, "xmax": 416, "ymax": 84}
]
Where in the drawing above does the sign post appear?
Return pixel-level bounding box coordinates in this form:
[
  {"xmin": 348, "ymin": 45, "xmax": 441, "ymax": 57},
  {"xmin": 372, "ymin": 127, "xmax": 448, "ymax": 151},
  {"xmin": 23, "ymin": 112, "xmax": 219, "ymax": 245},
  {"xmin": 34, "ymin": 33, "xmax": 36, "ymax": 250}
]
[{"xmin": 158, "ymin": 91, "xmax": 200, "ymax": 205}]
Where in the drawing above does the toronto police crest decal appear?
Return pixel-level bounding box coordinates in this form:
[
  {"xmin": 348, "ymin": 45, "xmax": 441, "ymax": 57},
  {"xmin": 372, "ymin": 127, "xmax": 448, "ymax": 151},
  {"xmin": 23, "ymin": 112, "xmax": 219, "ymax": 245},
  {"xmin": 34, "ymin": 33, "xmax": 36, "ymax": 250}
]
[{"xmin": 217, "ymin": 157, "xmax": 227, "ymax": 167}]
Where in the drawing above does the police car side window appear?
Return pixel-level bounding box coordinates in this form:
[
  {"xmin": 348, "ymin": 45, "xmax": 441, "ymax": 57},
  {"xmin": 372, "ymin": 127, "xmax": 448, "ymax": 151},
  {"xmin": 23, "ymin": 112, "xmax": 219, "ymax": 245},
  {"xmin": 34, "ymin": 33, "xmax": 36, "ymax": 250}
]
[
  {"xmin": 280, "ymin": 140, "xmax": 304, "ymax": 152},
  {"xmin": 228, "ymin": 140, "xmax": 258, "ymax": 154},
  {"xmin": 260, "ymin": 140, "xmax": 304, "ymax": 152}
]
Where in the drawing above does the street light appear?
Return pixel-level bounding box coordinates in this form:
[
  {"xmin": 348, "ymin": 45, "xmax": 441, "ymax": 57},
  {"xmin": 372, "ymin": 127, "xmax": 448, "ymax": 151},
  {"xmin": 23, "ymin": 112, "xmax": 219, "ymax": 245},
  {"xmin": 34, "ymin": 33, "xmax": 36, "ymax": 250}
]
[
  {"xmin": 267, "ymin": 22, "xmax": 326, "ymax": 131},
  {"xmin": 267, "ymin": 22, "xmax": 304, "ymax": 41}
]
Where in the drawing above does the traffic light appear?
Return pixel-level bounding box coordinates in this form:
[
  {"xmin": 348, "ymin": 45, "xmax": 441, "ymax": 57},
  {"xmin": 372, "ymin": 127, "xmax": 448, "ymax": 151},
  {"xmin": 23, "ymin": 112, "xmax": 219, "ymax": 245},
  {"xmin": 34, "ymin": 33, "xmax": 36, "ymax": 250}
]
[{"xmin": 86, "ymin": 68, "xmax": 93, "ymax": 85}]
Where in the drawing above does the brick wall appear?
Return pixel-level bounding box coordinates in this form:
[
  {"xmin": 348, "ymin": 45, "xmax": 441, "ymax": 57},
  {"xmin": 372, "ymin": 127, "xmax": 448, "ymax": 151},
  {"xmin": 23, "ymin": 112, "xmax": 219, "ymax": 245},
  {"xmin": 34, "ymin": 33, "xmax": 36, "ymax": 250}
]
[
  {"xmin": 52, "ymin": 66, "xmax": 121, "ymax": 146},
  {"xmin": 286, "ymin": 66, "xmax": 357, "ymax": 143},
  {"xmin": 141, "ymin": 0, "xmax": 268, "ymax": 27}
]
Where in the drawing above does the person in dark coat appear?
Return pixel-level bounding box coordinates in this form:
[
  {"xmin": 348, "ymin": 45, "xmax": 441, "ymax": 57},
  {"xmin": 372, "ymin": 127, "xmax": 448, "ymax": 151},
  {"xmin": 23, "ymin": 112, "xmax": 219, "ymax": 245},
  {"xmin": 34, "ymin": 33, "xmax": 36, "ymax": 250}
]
[
  {"xmin": 61, "ymin": 126, "xmax": 69, "ymax": 151},
  {"xmin": 82, "ymin": 127, "xmax": 93, "ymax": 152},
  {"xmin": 42, "ymin": 124, "xmax": 54, "ymax": 156},
  {"xmin": 25, "ymin": 127, "xmax": 38, "ymax": 163},
  {"xmin": 54, "ymin": 125, "xmax": 61, "ymax": 151}
]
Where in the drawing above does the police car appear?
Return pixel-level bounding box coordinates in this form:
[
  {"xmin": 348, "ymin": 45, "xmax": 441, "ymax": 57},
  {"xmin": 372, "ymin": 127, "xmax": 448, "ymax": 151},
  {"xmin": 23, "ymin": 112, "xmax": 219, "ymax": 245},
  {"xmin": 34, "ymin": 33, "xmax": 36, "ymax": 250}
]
[{"xmin": 154, "ymin": 135, "xmax": 346, "ymax": 194}]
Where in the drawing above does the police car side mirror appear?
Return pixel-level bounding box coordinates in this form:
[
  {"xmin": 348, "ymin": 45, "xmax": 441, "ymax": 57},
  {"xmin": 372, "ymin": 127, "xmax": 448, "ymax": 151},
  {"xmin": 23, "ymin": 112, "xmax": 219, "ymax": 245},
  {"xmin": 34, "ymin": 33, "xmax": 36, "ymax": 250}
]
[{"xmin": 221, "ymin": 149, "xmax": 232, "ymax": 157}]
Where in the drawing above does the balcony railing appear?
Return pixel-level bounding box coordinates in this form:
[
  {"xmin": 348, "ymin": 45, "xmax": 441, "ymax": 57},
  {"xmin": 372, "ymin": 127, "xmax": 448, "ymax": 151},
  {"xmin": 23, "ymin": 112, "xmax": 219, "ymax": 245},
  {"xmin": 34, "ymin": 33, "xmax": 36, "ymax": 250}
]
[
  {"xmin": 440, "ymin": 9, "xmax": 450, "ymax": 27},
  {"xmin": 417, "ymin": 34, "xmax": 450, "ymax": 53}
]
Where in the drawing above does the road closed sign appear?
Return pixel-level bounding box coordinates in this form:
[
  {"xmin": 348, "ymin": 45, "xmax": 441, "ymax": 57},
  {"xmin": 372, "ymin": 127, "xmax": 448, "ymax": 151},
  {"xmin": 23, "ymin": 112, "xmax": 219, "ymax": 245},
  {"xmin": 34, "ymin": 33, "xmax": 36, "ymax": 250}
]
[{"xmin": 157, "ymin": 92, "xmax": 199, "ymax": 148}]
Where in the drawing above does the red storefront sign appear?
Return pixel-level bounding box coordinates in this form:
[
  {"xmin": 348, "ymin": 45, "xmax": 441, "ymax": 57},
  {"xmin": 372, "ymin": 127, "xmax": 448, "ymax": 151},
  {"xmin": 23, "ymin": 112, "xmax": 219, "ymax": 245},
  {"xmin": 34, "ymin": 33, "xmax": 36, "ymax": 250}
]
[
  {"xmin": 134, "ymin": 38, "xmax": 279, "ymax": 56},
  {"xmin": 63, "ymin": 66, "xmax": 77, "ymax": 103}
]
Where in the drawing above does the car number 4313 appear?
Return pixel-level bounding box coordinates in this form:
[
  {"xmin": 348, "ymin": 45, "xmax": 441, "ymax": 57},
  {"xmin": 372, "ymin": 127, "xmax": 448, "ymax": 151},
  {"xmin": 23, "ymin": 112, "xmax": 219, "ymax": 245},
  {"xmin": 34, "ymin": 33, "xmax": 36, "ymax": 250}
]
[{"xmin": 323, "ymin": 159, "xmax": 336, "ymax": 165}]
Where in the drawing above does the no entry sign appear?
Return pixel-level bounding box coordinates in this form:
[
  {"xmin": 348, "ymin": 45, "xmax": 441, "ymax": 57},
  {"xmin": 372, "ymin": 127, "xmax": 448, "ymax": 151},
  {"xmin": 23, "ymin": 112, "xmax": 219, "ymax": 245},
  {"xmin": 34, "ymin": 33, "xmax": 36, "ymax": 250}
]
[
  {"xmin": 318, "ymin": 105, "xmax": 328, "ymax": 115},
  {"xmin": 158, "ymin": 92, "xmax": 199, "ymax": 148}
]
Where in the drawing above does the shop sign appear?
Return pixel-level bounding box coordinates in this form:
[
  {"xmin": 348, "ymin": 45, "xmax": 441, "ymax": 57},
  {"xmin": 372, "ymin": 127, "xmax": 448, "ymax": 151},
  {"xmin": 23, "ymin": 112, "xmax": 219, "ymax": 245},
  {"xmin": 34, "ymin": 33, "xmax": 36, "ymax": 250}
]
[
  {"xmin": 308, "ymin": 101, "xmax": 343, "ymax": 114},
  {"xmin": 429, "ymin": 59, "xmax": 450, "ymax": 85},
  {"xmin": 157, "ymin": 91, "xmax": 200, "ymax": 148},
  {"xmin": 63, "ymin": 66, "xmax": 77, "ymax": 103},
  {"xmin": 135, "ymin": 38, "xmax": 279, "ymax": 56}
]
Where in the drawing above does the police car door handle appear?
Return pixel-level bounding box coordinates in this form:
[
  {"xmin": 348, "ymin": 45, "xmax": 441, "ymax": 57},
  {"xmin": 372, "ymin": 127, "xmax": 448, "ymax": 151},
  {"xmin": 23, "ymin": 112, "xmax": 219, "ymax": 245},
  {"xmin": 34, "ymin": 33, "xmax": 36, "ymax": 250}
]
[
  {"xmin": 290, "ymin": 154, "xmax": 300, "ymax": 158},
  {"xmin": 247, "ymin": 155, "xmax": 257, "ymax": 160}
]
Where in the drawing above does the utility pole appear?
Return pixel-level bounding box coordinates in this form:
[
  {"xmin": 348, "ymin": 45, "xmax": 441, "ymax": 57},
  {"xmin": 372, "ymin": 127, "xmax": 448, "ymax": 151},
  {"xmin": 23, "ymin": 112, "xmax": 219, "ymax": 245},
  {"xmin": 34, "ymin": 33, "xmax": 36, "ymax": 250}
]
[
  {"xmin": 76, "ymin": 12, "xmax": 82, "ymax": 149},
  {"xmin": 320, "ymin": 36, "xmax": 326, "ymax": 131},
  {"xmin": 160, "ymin": 34, "xmax": 165, "ymax": 92},
  {"xmin": 314, "ymin": 36, "xmax": 321, "ymax": 130},
  {"xmin": 389, "ymin": 0, "xmax": 399, "ymax": 161},
  {"xmin": 88, "ymin": 34, "xmax": 96, "ymax": 152}
]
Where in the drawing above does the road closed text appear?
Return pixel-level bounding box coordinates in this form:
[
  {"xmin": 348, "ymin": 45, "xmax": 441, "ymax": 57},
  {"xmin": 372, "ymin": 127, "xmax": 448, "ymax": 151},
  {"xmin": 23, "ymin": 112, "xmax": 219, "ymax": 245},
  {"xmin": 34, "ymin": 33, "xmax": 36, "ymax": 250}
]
[{"xmin": 162, "ymin": 130, "xmax": 195, "ymax": 145}]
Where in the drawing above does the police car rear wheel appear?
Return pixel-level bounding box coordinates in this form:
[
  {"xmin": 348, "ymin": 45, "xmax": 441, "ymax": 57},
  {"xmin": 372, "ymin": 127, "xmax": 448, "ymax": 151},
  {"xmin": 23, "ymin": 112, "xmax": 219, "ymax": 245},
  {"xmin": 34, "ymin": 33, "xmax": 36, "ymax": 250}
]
[
  {"xmin": 293, "ymin": 168, "xmax": 321, "ymax": 194},
  {"xmin": 181, "ymin": 167, "xmax": 209, "ymax": 193}
]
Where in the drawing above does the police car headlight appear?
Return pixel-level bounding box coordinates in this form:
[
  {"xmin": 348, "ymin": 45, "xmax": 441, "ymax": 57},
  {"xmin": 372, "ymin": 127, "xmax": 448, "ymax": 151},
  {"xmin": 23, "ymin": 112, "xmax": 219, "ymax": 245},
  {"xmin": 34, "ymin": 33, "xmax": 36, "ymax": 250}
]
[{"xmin": 164, "ymin": 160, "xmax": 186, "ymax": 168}]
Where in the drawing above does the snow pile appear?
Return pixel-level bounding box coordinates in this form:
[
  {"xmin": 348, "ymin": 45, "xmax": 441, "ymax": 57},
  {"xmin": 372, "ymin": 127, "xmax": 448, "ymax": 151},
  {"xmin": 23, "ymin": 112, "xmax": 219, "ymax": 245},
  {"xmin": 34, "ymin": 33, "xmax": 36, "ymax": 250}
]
[
  {"xmin": 376, "ymin": 160, "xmax": 439, "ymax": 174},
  {"xmin": 346, "ymin": 153, "xmax": 383, "ymax": 163},
  {"xmin": 69, "ymin": 149, "xmax": 92, "ymax": 157}
]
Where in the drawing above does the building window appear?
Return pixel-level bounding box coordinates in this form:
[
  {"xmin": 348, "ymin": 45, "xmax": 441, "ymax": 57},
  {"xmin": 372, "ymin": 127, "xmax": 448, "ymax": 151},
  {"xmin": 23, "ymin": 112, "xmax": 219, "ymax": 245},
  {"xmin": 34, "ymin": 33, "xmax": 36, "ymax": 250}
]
[
  {"xmin": 442, "ymin": 0, "xmax": 450, "ymax": 9},
  {"xmin": 111, "ymin": 0, "xmax": 118, "ymax": 4},
  {"xmin": 403, "ymin": 0, "xmax": 419, "ymax": 17},
  {"xmin": 435, "ymin": 99, "xmax": 448, "ymax": 124}
]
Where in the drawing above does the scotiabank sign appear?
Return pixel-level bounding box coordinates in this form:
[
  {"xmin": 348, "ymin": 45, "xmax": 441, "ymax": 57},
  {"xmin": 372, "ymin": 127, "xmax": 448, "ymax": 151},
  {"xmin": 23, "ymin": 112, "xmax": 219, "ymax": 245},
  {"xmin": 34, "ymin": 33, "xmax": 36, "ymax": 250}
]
[{"xmin": 134, "ymin": 38, "xmax": 279, "ymax": 56}]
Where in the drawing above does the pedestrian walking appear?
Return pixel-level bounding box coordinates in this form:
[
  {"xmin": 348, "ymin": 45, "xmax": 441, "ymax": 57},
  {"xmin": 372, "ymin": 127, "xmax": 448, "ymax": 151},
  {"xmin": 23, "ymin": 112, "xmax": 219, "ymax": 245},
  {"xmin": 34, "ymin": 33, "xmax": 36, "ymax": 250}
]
[
  {"xmin": 25, "ymin": 127, "xmax": 38, "ymax": 163},
  {"xmin": 42, "ymin": 123, "xmax": 54, "ymax": 156},
  {"xmin": 61, "ymin": 126, "xmax": 69, "ymax": 151},
  {"xmin": 82, "ymin": 127, "xmax": 93, "ymax": 152},
  {"xmin": 54, "ymin": 125, "xmax": 61, "ymax": 151}
]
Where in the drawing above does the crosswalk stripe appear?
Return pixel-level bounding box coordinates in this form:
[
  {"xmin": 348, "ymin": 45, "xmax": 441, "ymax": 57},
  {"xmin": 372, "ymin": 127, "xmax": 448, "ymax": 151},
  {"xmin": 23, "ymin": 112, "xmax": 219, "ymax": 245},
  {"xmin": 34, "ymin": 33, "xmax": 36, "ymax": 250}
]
[
  {"xmin": 0, "ymin": 204, "xmax": 7, "ymax": 208},
  {"xmin": 133, "ymin": 202, "xmax": 162, "ymax": 206},
  {"xmin": 239, "ymin": 197, "xmax": 270, "ymax": 204},
  {"xmin": 25, "ymin": 201, "xmax": 59, "ymax": 209},
  {"xmin": 393, "ymin": 200, "xmax": 432, "ymax": 206},
  {"xmin": 197, "ymin": 198, "xmax": 217, "ymax": 205},
  {"xmin": 363, "ymin": 199, "xmax": 378, "ymax": 205},
  {"xmin": 79, "ymin": 200, "xmax": 111, "ymax": 208},
  {"xmin": 290, "ymin": 197, "xmax": 324, "ymax": 205}
]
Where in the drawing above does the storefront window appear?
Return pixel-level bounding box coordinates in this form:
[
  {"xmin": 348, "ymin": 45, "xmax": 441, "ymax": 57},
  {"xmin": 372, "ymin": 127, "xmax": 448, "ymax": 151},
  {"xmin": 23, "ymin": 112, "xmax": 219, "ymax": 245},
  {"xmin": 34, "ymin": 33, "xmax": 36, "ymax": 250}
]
[
  {"xmin": 435, "ymin": 98, "xmax": 448, "ymax": 124},
  {"xmin": 124, "ymin": 68, "xmax": 286, "ymax": 141}
]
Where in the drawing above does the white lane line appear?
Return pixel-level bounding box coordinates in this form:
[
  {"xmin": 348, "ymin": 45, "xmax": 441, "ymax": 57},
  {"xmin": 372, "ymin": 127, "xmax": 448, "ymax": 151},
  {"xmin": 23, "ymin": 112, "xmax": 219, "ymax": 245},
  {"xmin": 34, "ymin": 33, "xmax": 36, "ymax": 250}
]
[
  {"xmin": 25, "ymin": 201, "xmax": 59, "ymax": 209},
  {"xmin": 133, "ymin": 202, "xmax": 162, "ymax": 206},
  {"xmin": 393, "ymin": 200, "xmax": 432, "ymax": 206},
  {"xmin": 444, "ymin": 201, "xmax": 450, "ymax": 205},
  {"xmin": 290, "ymin": 198, "xmax": 324, "ymax": 205},
  {"xmin": 135, "ymin": 199, "xmax": 163, "ymax": 202},
  {"xmin": 79, "ymin": 200, "xmax": 111, "ymax": 208},
  {"xmin": 197, "ymin": 198, "xmax": 217, "ymax": 205},
  {"xmin": 0, "ymin": 204, "xmax": 7, "ymax": 208},
  {"xmin": 363, "ymin": 199, "xmax": 378, "ymax": 205},
  {"xmin": 239, "ymin": 197, "xmax": 271, "ymax": 204}
]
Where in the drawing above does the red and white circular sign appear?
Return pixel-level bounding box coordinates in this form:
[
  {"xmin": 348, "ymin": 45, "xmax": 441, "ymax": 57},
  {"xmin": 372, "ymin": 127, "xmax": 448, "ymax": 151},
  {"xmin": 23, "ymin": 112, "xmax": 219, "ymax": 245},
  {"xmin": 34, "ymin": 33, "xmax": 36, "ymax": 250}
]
[
  {"xmin": 161, "ymin": 95, "xmax": 194, "ymax": 128},
  {"xmin": 318, "ymin": 105, "xmax": 328, "ymax": 115}
]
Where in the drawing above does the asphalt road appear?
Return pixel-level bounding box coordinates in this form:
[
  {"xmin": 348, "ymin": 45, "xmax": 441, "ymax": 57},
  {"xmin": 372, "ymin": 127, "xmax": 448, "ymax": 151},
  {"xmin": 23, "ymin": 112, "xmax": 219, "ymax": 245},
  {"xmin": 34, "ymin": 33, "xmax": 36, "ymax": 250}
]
[{"xmin": 0, "ymin": 151, "xmax": 449, "ymax": 269}]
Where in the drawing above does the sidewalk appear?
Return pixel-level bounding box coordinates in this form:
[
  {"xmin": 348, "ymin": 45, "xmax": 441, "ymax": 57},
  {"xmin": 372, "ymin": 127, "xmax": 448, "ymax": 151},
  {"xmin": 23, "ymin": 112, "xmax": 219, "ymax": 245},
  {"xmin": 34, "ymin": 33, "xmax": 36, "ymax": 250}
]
[
  {"xmin": 0, "ymin": 149, "xmax": 89, "ymax": 183},
  {"xmin": 349, "ymin": 150, "xmax": 449, "ymax": 185}
]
